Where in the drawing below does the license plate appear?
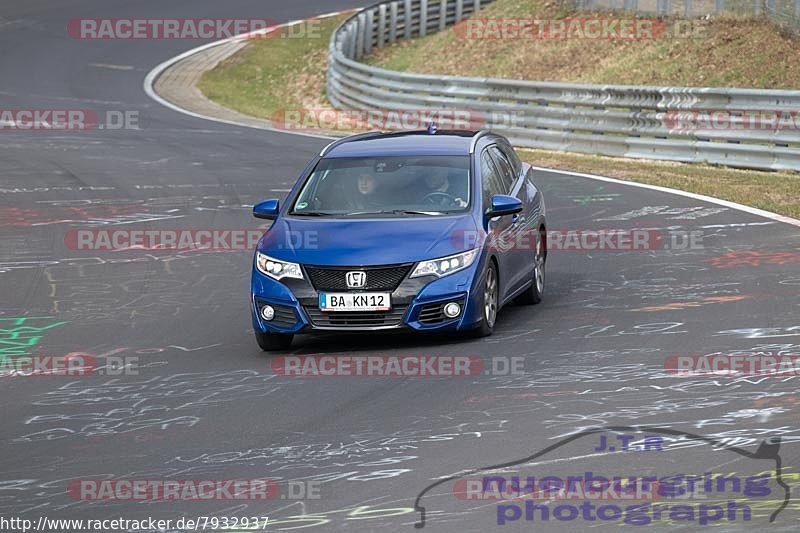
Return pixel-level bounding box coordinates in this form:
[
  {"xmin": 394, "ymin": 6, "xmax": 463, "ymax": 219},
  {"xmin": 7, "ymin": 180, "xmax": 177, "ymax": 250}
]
[{"xmin": 319, "ymin": 292, "xmax": 391, "ymax": 312}]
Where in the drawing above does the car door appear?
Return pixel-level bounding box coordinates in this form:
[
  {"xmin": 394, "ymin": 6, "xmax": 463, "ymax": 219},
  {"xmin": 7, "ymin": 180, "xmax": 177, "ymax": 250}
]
[
  {"xmin": 480, "ymin": 148, "xmax": 517, "ymax": 303},
  {"xmin": 498, "ymin": 141, "xmax": 546, "ymax": 269},
  {"xmin": 487, "ymin": 144, "xmax": 531, "ymax": 296}
]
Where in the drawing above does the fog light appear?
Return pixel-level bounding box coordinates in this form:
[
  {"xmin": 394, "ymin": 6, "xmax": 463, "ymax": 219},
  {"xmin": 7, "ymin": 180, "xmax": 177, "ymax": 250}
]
[
  {"xmin": 443, "ymin": 302, "xmax": 461, "ymax": 318},
  {"xmin": 261, "ymin": 305, "xmax": 275, "ymax": 321}
]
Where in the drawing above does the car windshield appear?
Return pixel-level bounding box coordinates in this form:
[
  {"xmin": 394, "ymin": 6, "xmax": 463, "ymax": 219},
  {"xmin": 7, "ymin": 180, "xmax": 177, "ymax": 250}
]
[{"xmin": 290, "ymin": 155, "xmax": 471, "ymax": 216}]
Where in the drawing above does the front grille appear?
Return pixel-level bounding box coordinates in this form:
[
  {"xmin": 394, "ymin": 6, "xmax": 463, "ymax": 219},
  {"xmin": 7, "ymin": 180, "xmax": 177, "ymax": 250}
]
[
  {"xmin": 257, "ymin": 301, "xmax": 298, "ymax": 329},
  {"xmin": 304, "ymin": 264, "xmax": 412, "ymax": 291},
  {"xmin": 304, "ymin": 305, "xmax": 408, "ymax": 329},
  {"xmin": 418, "ymin": 297, "xmax": 466, "ymax": 325}
]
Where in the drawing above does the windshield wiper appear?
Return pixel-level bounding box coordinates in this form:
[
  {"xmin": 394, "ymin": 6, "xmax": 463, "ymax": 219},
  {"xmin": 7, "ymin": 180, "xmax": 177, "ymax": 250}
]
[{"xmin": 345, "ymin": 209, "xmax": 443, "ymax": 216}]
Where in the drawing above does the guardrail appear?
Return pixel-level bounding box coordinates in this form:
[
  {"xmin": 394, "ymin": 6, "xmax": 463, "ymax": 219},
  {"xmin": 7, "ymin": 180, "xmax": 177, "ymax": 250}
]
[{"xmin": 327, "ymin": 0, "xmax": 800, "ymax": 170}]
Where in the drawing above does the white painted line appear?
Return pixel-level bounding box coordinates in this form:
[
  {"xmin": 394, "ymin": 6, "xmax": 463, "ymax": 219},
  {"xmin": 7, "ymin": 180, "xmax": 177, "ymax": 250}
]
[
  {"xmin": 142, "ymin": 10, "xmax": 354, "ymax": 141},
  {"xmin": 90, "ymin": 63, "xmax": 134, "ymax": 70},
  {"xmin": 532, "ymin": 166, "xmax": 800, "ymax": 228}
]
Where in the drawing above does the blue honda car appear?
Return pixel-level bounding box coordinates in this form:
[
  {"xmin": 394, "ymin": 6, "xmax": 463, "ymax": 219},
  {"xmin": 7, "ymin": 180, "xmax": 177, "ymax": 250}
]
[{"xmin": 250, "ymin": 129, "xmax": 546, "ymax": 350}]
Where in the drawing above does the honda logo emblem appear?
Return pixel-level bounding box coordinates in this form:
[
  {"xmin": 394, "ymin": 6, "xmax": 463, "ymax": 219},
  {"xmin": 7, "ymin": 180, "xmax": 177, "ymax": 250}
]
[{"xmin": 346, "ymin": 271, "xmax": 366, "ymax": 289}]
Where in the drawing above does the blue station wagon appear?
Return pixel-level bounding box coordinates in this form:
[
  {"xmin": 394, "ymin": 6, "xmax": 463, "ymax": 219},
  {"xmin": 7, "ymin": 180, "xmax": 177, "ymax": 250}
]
[{"xmin": 251, "ymin": 129, "xmax": 546, "ymax": 350}]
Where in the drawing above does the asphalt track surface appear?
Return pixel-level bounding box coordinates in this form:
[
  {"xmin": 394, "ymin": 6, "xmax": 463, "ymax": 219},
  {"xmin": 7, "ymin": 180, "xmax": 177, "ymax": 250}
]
[{"xmin": 1, "ymin": 1, "xmax": 800, "ymax": 532}]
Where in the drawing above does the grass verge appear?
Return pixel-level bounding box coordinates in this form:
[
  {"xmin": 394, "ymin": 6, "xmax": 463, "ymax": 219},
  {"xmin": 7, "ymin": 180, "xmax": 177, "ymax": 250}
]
[
  {"xmin": 366, "ymin": 0, "xmax": 800, "ymax": 89},
  {"xmin": 198, "ymin": 15, "xmax": 347, "ymax": 120}
]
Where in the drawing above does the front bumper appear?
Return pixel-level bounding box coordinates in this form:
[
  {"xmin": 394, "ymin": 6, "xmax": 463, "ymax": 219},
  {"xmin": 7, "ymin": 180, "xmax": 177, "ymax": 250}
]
[{"xmin": 251, "ymin": 259, "xmax": 484, "ymax": 334}]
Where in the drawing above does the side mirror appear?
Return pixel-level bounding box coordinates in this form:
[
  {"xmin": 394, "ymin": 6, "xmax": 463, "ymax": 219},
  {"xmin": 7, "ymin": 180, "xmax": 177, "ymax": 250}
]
[
  {"xmin": 253, "ymin": 199, "xmax": 280, "ymax": 220},
  {"xmin": 486, "ymin": 194, "xmax": 522, "ymax": 220}
]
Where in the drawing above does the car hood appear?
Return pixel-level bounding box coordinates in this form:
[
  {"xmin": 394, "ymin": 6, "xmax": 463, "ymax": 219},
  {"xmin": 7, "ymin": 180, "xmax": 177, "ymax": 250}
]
[{"xmin": 259, "ymin": 215, "xmax": 480, "ymax": 266}]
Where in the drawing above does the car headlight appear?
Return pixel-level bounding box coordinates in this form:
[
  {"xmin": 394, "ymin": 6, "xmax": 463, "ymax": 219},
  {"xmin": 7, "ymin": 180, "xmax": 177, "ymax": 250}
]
[
  {"xmin": 410, "ymin": 249, "xmax": 479, "ymax": 278},
  {"xmin": 256, "ymin": 252, "xmax": 303, "ymax": 280}
]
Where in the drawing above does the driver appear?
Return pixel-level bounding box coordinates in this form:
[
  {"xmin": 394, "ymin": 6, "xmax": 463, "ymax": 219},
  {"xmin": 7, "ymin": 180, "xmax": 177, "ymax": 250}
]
[
  {"xmin": 347, "ymin": 171, "xmax": 383, "ymax": 210},
  {"xmin": 423, "ymin": 168, "xmax": 467, "ymax": 207}
]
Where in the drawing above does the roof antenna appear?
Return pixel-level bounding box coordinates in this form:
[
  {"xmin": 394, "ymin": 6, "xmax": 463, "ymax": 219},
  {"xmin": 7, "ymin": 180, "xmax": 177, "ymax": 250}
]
[{"xmin": 426, "ymin": 121, "xmax": 437, "ymax": 135}]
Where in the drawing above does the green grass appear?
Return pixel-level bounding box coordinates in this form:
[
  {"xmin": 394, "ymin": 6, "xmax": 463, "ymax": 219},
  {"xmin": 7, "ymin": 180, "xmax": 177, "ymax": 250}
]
[
  {"xmin": 198, "ymin": 16, "xmax": 347, "ymax": 119},
  {"xmin": 365, "ymin": 0, "xmax": 800, "ymax": 88}
]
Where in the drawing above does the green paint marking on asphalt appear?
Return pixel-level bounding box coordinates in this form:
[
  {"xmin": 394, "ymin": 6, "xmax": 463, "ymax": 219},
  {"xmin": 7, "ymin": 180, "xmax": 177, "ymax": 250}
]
[{"xmin": 0, "ymin": 317, "xmax": 68, "ymax": 363}]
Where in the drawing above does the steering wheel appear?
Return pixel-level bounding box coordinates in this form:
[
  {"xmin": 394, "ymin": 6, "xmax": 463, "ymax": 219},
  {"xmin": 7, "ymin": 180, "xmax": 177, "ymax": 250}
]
[{"xmin": 421, "ymin": 191, "xmax": 457, "ymax": 207}]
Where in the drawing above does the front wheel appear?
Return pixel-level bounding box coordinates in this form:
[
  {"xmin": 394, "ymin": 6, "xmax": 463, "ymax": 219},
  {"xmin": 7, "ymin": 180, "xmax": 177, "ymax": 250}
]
[
  {"xmin": 254, "ymin": 330, "xmax": 293, "ymax": 351},
  {"xmin": 515, "ymin": 231, "xmax": 545, "ymax": 305},
  {"xmin": 472, "ymin": 261, "xmax": 498, "ymax": 337}
]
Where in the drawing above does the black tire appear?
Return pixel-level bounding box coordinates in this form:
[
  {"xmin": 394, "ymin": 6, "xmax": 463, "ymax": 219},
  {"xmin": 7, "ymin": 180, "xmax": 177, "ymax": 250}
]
[
  {"xmin": 472, "ymin": 260, "xmax": 498, "ymax": 337},
  {"xmin": 515, "ymin": 229, "xmax": 545, "ymax": 305},
  {"xmin": 254, "ymin": 330, "xmax": 293, "ymax": 351}
]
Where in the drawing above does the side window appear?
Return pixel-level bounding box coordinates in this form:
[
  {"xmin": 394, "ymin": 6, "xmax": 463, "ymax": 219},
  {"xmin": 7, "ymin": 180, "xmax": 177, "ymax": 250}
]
[
  {"xmin": 498, "ymin": 142, "xmax": 522, "ymax": 178},
  {"xmin": 488, "ymin": 146, "xmax": 515, "ymax": 192},
  {"xmin": 480, "ymin": 150, "xmax": 504, "ymax": 209}
]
